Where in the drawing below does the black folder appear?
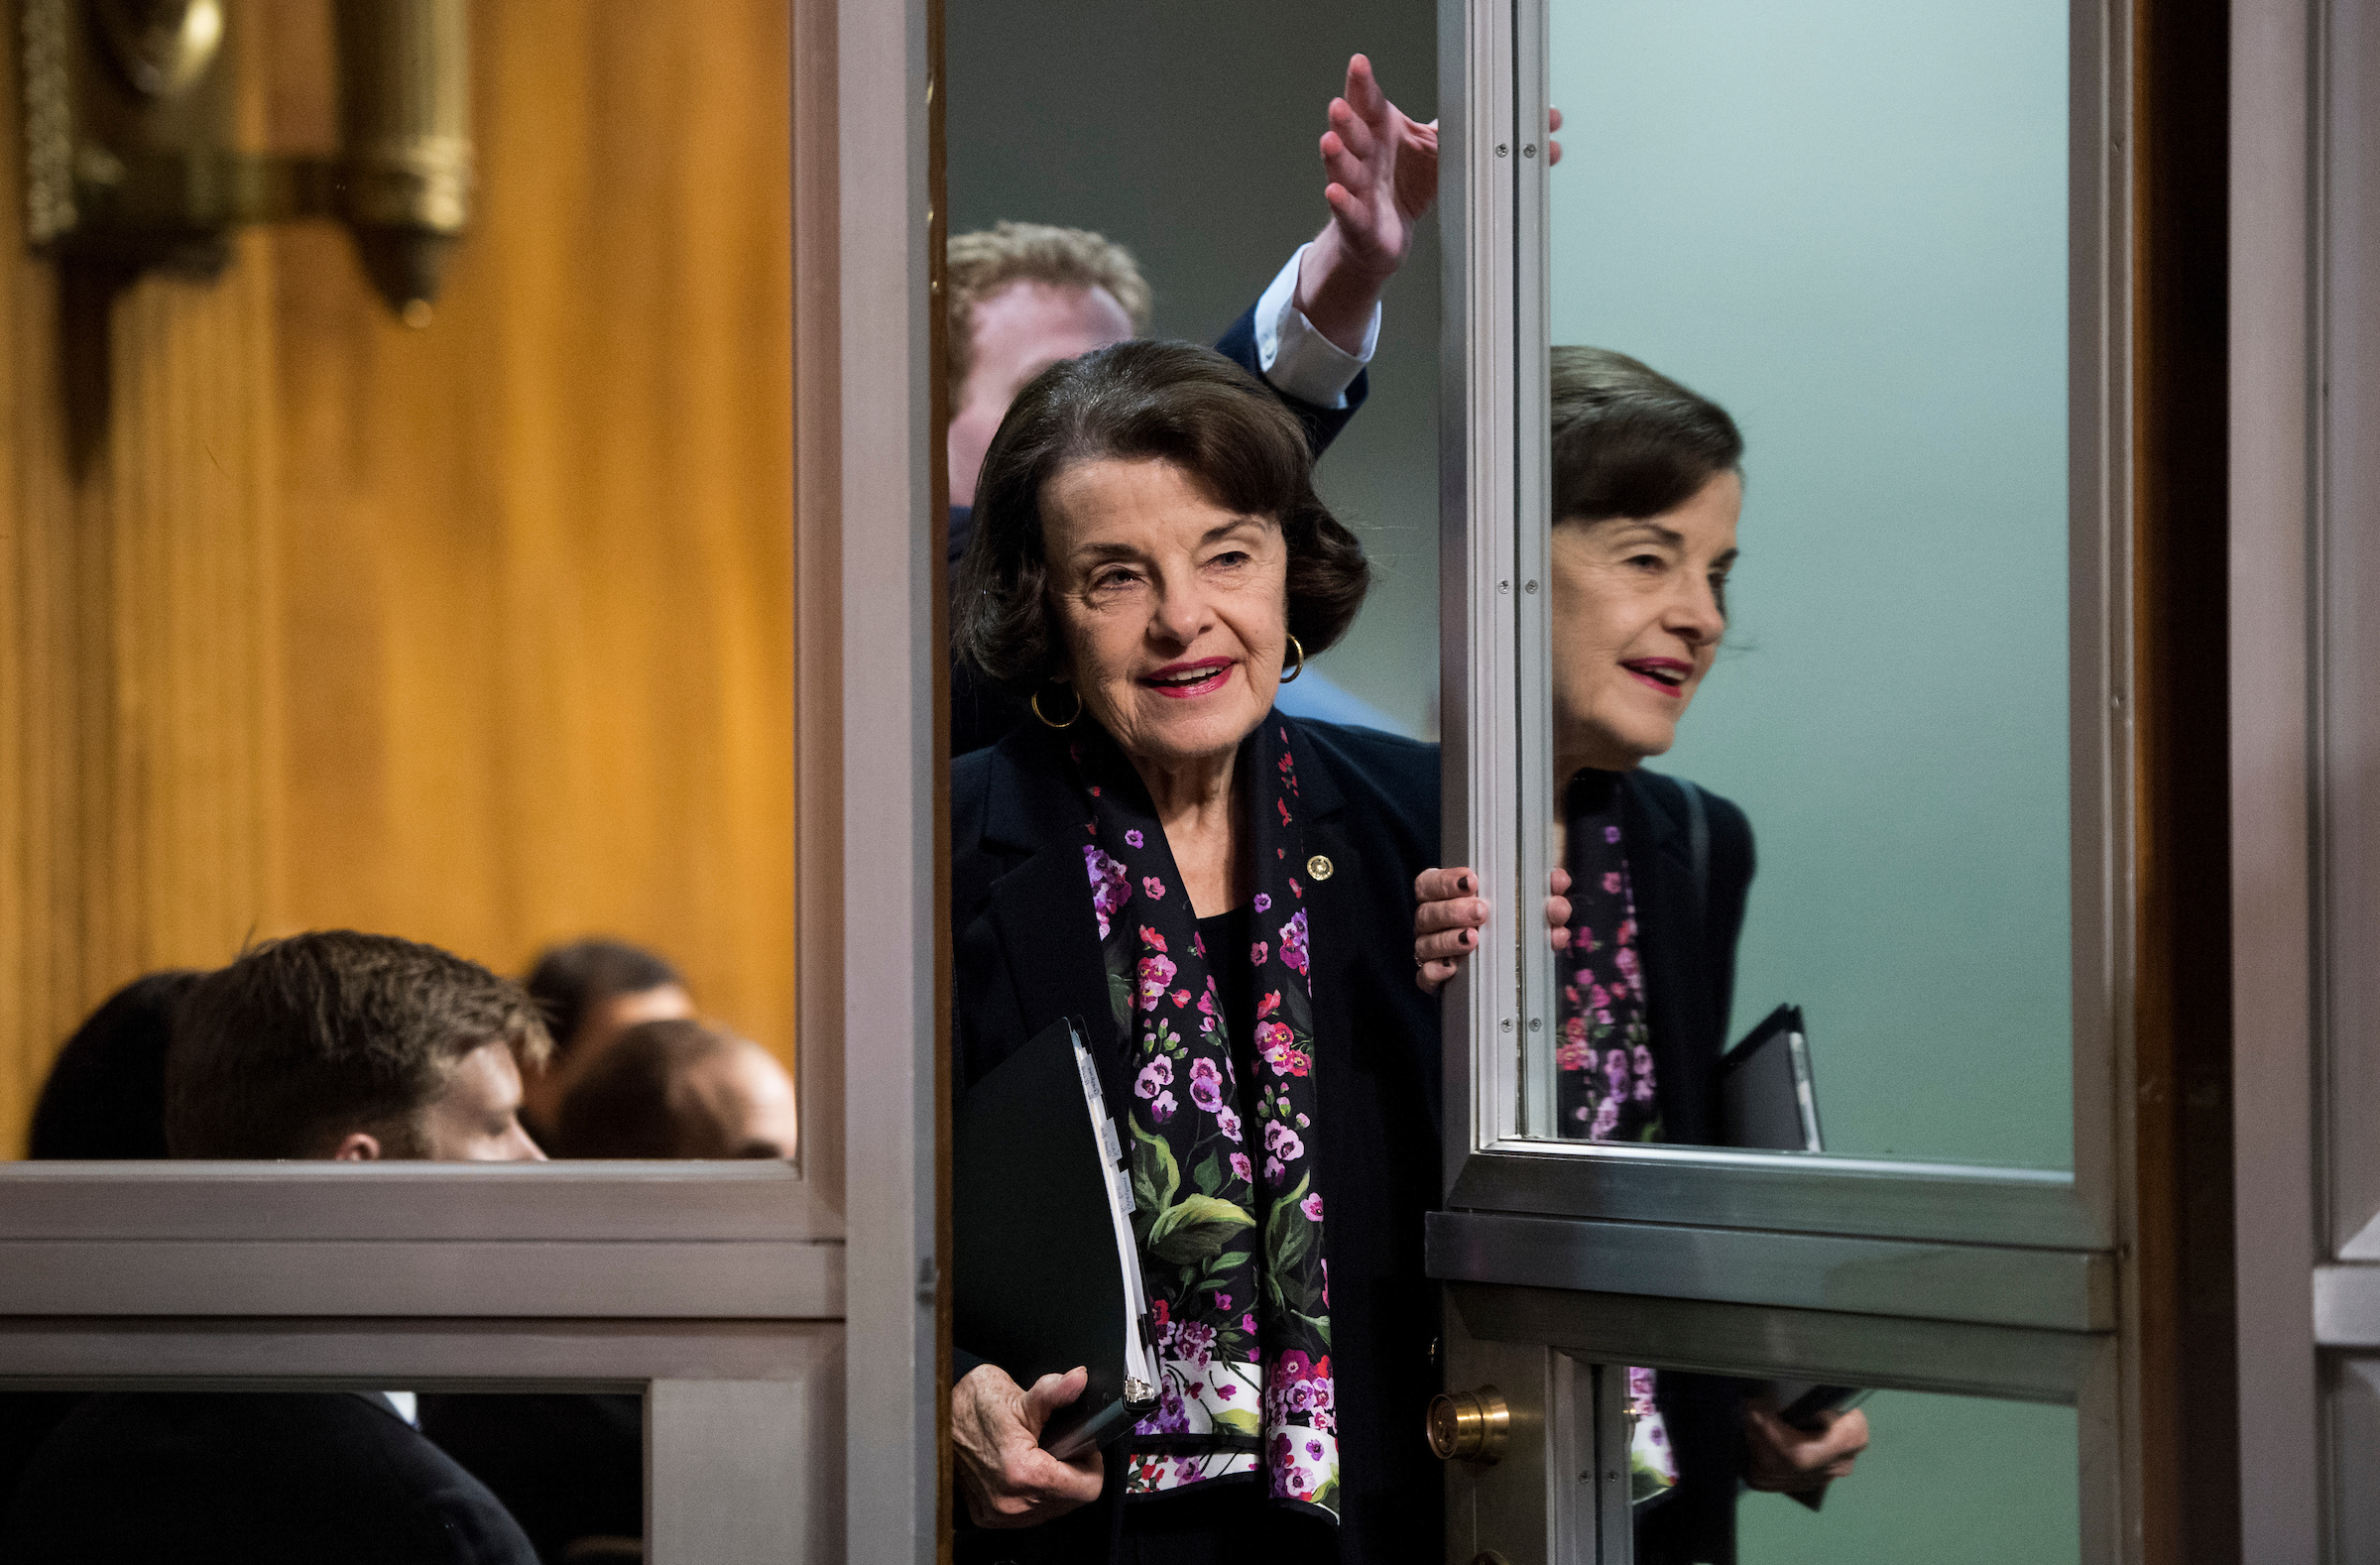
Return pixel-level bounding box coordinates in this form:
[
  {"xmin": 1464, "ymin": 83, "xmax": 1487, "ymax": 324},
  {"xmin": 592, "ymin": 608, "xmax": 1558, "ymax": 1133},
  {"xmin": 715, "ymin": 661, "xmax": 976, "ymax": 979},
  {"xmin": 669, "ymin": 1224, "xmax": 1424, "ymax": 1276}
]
[
  {"xmin": 952, "ymin": 1017, "xmax": 1157, "ymax": 1459},
  {"xmin": 1718, "ymin": 1003, "xmax": 1823, "ymax": 1152},
  {"xmin": 1717, "ymin": 1003, "xmax": 1861, "ymax": 1505}
]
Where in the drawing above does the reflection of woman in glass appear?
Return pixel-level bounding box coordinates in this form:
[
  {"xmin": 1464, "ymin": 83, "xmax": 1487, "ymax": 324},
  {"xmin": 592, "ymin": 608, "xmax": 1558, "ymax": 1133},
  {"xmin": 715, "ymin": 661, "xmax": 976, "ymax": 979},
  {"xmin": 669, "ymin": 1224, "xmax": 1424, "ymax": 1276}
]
[
  {"xmin": 1415, "ymin": 348, "xmax": 1868, "ymax": 1563},
  {"xmin": 946, "ymin": 339, "xmax": 1446, "ymax": 1560}
]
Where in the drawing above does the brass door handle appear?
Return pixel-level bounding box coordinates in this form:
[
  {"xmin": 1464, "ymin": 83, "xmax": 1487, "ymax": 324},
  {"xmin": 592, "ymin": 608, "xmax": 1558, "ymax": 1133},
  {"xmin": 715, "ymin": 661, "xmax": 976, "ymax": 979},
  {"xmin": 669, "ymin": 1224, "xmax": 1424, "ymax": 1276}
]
[{"xmin": 1426, "ymin": 1385, "xmax": 1510, "ymax": 1465}]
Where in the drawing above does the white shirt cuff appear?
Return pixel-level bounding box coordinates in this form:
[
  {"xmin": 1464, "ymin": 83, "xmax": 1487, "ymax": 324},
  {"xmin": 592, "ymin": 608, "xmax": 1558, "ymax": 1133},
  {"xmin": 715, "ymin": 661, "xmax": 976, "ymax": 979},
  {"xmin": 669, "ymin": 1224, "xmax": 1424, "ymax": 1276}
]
[{"xmin": 1253, "ymin": 243, "xmax": 1378, "ymax": 411}]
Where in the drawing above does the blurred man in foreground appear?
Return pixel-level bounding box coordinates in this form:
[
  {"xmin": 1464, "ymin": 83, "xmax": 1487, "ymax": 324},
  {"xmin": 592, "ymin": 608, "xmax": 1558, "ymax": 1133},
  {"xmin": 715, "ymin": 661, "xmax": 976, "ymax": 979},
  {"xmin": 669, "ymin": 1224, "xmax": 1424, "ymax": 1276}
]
[{"xmin": 4, "ymin": 931, "xmax": 550, "ymax": 1564}]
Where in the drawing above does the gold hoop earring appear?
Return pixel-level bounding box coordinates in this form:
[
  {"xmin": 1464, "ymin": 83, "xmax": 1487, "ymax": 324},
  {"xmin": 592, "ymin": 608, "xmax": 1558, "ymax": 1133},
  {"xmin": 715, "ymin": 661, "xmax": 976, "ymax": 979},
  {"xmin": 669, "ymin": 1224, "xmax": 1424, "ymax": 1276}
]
[
  {"xmin": 1031, "ymin": 685, "xmax": 1083, "ymax": 729},
  {"xmin": 1279, "ymin": 634, "xmax": 1306, "ymax": 684}
]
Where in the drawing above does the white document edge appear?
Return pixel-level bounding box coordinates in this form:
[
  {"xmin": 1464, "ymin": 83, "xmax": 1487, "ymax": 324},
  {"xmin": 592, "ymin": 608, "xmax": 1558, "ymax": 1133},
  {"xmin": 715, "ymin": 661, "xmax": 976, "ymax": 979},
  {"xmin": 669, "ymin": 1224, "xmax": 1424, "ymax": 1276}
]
[{"xmin": 1072, "ymin": 1033, "xmax": 1158, "ymax": 1397}]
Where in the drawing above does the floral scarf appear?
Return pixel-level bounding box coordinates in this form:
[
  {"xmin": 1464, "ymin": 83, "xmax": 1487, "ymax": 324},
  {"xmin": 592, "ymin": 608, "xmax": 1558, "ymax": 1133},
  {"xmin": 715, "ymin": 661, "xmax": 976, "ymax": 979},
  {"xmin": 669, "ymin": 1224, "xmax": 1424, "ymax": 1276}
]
[
  {"xmin": 1557, "ymin": 770, "xmax": 1662, "ymax": 1143},
  {"xmin": 1067, "ymin": 718, "xmax": 1340, "ymax": 1519},
  {"xmin": 1559, "ymin": 770, "xmax": 1676, "ymax": 1503}
]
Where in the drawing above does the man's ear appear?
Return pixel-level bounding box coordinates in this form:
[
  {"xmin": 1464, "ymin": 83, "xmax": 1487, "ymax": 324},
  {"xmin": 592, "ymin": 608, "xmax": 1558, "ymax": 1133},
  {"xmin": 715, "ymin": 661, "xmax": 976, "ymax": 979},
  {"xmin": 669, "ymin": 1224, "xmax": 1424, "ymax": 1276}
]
[{"xmin": 329, "ymin": 1132, "xmax": 384, "ymax": 1161}]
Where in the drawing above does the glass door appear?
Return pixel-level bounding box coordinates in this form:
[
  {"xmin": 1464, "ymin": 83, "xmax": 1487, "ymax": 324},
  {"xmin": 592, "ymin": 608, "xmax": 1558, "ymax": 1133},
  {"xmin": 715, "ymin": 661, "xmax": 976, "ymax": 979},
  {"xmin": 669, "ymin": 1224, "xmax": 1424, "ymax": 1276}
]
[{"xmin": 1432, "ymin": 1, "xmax": 2128, "ymax": 1558}]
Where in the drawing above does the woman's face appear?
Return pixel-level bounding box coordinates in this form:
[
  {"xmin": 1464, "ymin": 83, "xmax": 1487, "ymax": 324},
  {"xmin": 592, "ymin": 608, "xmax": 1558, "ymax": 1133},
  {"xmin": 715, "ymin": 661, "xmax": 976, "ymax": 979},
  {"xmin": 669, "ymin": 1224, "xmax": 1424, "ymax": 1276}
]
[
  {"xmin": 1548, "ymin": 470, "xmax": 1740, "ymax": 771},
  {"xmin": 1041, "ymin": 457, "xmax": 1290, "ymax": 771}
]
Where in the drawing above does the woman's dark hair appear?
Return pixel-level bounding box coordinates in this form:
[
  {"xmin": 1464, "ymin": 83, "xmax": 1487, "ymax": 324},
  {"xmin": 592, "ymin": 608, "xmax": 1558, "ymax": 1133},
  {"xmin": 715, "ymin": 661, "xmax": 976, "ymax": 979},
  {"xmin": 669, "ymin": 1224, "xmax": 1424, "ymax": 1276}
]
[
  {"xmin": 1550, "ymin": 346, "xmax": 1743, "ymax": 525},
  {"xmin": 954, "ymin": 339, "xmax": 1370, "ymax": 697},
  {"xmin": 524, "ymin": 938, "xmax": 684, "ymax": 1059},
  {"xmin": 28, "ymin": 970, "xmax": 202, "ymax": 1158}
]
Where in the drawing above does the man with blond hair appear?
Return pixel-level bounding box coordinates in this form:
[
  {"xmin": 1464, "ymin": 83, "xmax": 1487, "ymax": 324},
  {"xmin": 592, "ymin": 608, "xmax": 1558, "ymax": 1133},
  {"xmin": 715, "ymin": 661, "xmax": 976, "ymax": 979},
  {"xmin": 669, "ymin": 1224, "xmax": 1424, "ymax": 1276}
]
[{"xmin": 947, "ymin": 55, "xmax": 1435, "ymax": 751}]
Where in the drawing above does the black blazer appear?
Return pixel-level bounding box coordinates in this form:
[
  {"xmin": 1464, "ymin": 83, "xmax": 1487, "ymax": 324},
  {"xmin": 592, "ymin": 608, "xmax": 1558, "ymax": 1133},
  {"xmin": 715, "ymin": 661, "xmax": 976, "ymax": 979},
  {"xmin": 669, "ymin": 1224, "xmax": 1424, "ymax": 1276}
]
[
  {"xmin": 951, "ymin": 716, "xmax": 1443, "ymax": 1565},
  {"xmin": 0, "ymin": 1391, "xmax": 537, "ymax": 1565},
  {"xmin": 416, "ymin": 1392, "xmax": 643, "ymax": 1565},
  {"xmin": 948, "ymin": 301, "xmax": 1371, "ymax": 758},
  {"xmin": 1617, "ymin": 770, "xmax": 1753, "ymax": 1148},
  {"xmin": 1615, "ymin": 769, "xmax": 1757, "ymax": 1565}
]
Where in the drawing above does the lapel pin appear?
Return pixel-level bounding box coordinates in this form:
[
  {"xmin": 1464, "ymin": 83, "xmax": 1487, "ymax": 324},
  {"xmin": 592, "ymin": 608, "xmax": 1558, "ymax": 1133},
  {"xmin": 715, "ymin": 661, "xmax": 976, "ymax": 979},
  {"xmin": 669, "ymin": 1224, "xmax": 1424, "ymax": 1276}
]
[{"xmin": 1306, "ymin": 855, "xmax": 1335, "ymax": 881}]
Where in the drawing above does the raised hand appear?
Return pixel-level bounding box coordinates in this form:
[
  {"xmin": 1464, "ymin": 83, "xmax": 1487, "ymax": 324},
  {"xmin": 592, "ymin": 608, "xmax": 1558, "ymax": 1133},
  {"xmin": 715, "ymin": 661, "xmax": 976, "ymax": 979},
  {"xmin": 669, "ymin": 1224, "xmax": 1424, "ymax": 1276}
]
[{"xmin": 1297, "ymin": 54, "xmax": 1439, "ymax": 354}]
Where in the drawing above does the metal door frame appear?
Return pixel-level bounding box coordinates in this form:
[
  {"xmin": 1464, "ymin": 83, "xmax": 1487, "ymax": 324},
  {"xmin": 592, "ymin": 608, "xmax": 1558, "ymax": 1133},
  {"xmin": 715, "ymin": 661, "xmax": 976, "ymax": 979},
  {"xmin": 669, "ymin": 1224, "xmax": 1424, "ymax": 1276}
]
[
  {"xmin": 2235, "ymin": 0, "xmax": 2380, "ymax": 1557},
  {"xmin": 1433, "ymin": 1, "xmax": 2137, "ymax": 1556}
]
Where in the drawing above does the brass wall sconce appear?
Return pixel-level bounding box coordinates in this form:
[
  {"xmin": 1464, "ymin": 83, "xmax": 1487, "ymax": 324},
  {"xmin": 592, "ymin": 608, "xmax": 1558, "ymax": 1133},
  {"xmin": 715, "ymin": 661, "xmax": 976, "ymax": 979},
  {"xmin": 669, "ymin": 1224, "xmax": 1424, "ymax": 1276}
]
[{"xmin": 20, "ymin": 0, "xmax": 472, "ymax": 321}]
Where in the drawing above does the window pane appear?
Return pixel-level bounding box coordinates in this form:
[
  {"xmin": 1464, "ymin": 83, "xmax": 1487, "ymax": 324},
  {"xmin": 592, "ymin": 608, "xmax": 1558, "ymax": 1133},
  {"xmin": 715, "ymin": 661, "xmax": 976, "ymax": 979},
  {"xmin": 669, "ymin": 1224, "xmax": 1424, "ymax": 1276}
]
[
  {"xmin": 0, "ymin": 1388, "xmax": 644, "ymax": 1560},
  {"xmin": 1585, "ymin": 1367, "xmax": 2080, "ymax": 1564},
  {"xmin": 1527, "ymin": 1, "xmax": 2073, "ymax": 1168},
  {"xmin": 1728, "ymin": 1388, "xmax": 2079, "ymax": 1564},
  {"xmin": 0, "ymin": 2, "xmax": 798, "ymax": 1168}
]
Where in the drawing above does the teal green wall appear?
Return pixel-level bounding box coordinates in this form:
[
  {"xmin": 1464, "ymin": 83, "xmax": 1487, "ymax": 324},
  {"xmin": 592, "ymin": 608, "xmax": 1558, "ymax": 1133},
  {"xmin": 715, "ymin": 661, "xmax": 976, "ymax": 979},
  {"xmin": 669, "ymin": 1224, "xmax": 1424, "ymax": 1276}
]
[
  {"xmin": 1733, "ymin": 1391, "xmax": 2082, "ymax": 1564},
  {"xmin": 1548, "ymin": 0, "xmax": 2075, "ymax": 1169}
]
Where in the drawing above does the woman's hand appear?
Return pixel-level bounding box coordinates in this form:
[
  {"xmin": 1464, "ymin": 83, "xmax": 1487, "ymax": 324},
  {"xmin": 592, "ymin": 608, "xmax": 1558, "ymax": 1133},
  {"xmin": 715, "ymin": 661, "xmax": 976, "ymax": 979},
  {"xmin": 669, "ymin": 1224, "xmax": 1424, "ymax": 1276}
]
[
  {"xmin": 1741, "ymin": 1400, "xmax": 1870, "ymax": 1496},
  {"xmin": 1413, "ymin": 868, "xmax": 1575, "ymax": 994},
  {"xmin": 952, "ymin": 1363, "xmax": 1105, "ymax": 1528}
]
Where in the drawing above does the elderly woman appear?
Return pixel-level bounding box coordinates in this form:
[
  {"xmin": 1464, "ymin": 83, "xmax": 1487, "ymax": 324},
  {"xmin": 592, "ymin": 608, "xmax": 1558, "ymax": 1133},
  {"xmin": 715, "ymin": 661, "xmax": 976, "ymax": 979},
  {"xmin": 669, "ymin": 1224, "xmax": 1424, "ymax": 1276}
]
[
  {"xmin": 948, "ymin": 339, "xmax": 1442, "ymax": 1562},
  {"xmin": 1415, "ymin": 347, "xmax": 1868, "ymax": 1565}
]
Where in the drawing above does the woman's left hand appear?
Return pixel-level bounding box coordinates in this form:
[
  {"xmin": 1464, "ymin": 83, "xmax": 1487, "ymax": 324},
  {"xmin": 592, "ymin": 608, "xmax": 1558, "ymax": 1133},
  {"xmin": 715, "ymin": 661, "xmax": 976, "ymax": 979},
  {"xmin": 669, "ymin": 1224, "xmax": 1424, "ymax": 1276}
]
[
  {"xmin": 1741, "ymin": 1400, "xmax": 1870, "ymax": 1496},
  {"xmin": 1413, "ymin": 867, "xmax": 1575, "ymax": 994}
]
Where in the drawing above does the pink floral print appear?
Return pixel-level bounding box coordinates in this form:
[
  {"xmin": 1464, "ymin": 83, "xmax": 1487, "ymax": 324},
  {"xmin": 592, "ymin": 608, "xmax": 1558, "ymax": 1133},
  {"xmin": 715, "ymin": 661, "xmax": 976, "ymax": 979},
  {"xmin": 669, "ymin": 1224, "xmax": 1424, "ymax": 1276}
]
[{"xmin": 1069, "ymin": 720, "xmax": 1340, "ymax": 1520}]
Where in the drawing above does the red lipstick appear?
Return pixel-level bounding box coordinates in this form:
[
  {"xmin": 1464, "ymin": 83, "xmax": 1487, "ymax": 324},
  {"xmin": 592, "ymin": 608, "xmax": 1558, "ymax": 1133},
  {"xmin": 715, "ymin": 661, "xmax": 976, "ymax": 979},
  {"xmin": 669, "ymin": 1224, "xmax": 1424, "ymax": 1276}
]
[
  {"xmin": 1621, "ymin": 658, "xmax": 1692, "ymax": 698},
  {"xmin": 1141, "ymin": 657, "xmax": 1233, "ymax": 700}
]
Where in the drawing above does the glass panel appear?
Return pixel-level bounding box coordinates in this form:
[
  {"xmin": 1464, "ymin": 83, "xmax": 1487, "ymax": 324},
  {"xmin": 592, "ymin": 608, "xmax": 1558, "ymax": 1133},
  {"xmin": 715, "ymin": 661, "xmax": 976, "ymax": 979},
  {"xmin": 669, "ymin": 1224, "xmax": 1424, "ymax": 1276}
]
[
  {"xmin": 2330, "ymin": 1358, "xmax": 2380, "ymax": 1565},
  {"xmin": 21, "ymin": 961, "xmax": 795, "ymax": 1162},
  {"xmin": 1593, "ymin": 1369, "xmax": 2079, "ymax": 1564},
  {"xmin": 0, "ymin": 1388, "xmax": 645, "ymax": 1559},
  {"xmin": 1526, "ymin": 1, "xmax": 2073, "ymax": 1167},
  {"xmin": 2, "ymin": 6, "xmax": 798, "ymax": 1167}
]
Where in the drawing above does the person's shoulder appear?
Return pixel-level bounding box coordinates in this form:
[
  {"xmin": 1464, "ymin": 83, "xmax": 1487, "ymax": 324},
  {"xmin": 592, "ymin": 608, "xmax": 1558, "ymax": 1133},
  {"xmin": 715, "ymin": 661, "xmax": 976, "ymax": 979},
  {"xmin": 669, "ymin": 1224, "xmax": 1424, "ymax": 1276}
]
[
  {"xmin": 1287, "ymin": 715, "xmax": 1435, "ymax": 786},
  {"xmin": 1631, "ymin": 769, "xmax": 1754, "ymax": 856},
  {"xmin": 950, "ymin": 729, "xmax": 1031, "ymax": 851},
  {"xmin": 1284, "ymin": 717, "xmax": 1439, "ymax": 834}
]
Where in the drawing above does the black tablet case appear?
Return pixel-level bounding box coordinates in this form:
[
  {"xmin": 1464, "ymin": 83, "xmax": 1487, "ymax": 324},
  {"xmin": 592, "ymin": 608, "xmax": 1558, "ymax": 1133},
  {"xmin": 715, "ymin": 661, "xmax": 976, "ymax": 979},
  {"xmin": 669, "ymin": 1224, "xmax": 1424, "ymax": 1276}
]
[
  {"xmin": 1718, "ymin": 1003, "xmax": 1823, "ymax": 1153},
  {"xmin": 952, "ymin": 1016, "xmax": 1153, "ymax": 1458}
]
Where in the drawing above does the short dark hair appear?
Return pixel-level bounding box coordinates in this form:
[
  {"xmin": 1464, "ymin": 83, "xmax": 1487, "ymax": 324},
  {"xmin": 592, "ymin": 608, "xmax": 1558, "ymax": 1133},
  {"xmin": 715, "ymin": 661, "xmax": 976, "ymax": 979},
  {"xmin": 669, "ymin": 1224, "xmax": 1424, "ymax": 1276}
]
[
  {"xmin": 954, "ymin": 338, "xmax": 1371, "ymax": 697},
  {"xmin": 29, "ymin": 970, "xmax": 202, "ymax": 1159},
  {"xmin": 1550, "ymin": 346, "xmax": 1743, "ymax": 526},
  {"xmin": 523, "ymin": 939, "xmax": 684, "ymax": 1059},
  {"xmin": 165, "ymin": 931, "xmax": 551, "ymax": 1158},
  {"xmin": 554, "ymin": 1018, "xmax": 739, "ymax": 1158}
]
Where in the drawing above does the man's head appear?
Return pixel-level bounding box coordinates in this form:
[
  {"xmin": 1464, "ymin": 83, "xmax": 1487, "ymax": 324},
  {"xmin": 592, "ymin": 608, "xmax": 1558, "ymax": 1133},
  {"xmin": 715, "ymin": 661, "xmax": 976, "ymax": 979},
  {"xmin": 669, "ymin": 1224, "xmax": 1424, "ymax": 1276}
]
[
  {"xmin": 165, "ymin": 931, "xmax": 550, "ymax": 1160},
  {"xmin": 554, "ymin": 1019, "xmax": 798, "ymax": 1160},
  {"xmin": 519, "ymin": 938, "xmax": 693, "ymax": 1135},
  {"xmin": 30, "ymin": 969, "xmax": 201, "ymax": 1159},
  {"xmin": 946, "ymin": 222, "xmax": 1151, "ymax": 508}
]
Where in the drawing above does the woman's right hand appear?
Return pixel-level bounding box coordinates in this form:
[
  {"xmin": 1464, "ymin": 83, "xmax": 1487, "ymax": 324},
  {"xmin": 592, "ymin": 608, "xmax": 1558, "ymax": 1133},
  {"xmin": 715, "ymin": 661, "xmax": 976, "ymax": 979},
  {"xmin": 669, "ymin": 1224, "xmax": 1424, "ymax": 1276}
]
[
  {"xmin": 1413, "ymin": 868, "xmax": 1575, "ymax": 994},
  {"xmin": 951, "ymin": 1363, "xmax": 1105, "ymax": 1528}
]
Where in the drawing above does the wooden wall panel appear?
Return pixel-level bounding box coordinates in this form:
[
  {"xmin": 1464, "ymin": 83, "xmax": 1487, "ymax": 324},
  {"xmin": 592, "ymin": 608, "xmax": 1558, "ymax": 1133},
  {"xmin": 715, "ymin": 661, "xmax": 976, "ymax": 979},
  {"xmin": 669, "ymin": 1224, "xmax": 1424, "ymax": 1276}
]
[
  {"xmin": 0, "ymin": 0, "xmax": 798, "ymax": 1155},
  {"xmin": 265, "ymin": 0, "xmax": 796, "ymax": 1062},
  {"xmin": 0, "ymin": 122, "xmax": 286, "ymax": 1152}
]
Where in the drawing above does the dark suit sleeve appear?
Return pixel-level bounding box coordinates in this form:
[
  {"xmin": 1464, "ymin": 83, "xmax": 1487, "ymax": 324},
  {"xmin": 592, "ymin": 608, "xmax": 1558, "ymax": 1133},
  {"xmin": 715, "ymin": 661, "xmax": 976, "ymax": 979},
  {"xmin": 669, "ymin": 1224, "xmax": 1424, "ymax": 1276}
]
[{"xmin": 1213, "ymin": 303, "xmax": 1369, "ymax": 460}]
